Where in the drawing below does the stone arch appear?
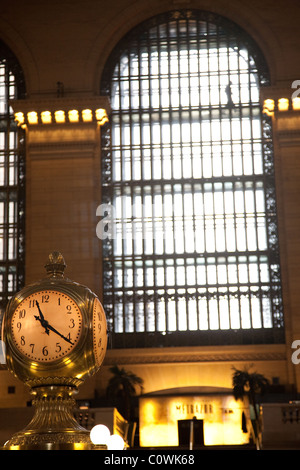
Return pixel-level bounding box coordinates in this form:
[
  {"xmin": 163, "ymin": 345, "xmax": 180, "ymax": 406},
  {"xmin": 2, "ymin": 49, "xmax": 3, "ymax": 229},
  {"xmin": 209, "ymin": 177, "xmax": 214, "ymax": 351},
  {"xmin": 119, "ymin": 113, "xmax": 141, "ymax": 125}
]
[{"xmin": 87, "ymin": 1, "xmax": 284, "ymax": 93}]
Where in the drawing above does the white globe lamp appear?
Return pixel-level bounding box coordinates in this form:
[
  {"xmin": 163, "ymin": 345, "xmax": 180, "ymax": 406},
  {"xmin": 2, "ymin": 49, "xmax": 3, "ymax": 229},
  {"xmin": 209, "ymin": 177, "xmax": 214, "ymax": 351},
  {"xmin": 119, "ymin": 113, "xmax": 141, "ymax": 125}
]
[
  {"xmin": 90, "ymin": 424, "xmax": 110, "ymax": 446},
  {"xmin": 106, "ymin": 434, "xmax": 125, "ymax": 450}
]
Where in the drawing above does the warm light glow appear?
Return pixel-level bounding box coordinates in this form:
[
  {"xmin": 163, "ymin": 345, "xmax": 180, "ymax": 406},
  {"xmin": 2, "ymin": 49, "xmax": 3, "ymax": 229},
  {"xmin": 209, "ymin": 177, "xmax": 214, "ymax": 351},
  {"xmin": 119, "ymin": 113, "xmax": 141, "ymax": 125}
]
[
  {"xmin": 29, "ymin": 361, "xmax": 39, "ymax": 370},
  {"xmin": 264, "ymin": 99, "xmax": 275, "ymax": 111},
  {"xmin": 13, "ymin": 107, "xmax": 109, "ymax": 126},
  {"xmin": 278, "ymin": 98, "xmax": 289, "ymax": 111},
  {"xmin": 14, "ymin": 112, "xmax": 24, "ymax": 126},
  {"xmin": 292, "ymin": 97, "xmax": 300, "ymax": 110},
  {"xmin": 54, "ymin": 110, "xmax": 65, "ymax": 123},
  {"xmin": 27, "ymin": 111, "xmax": 38, "ymax": 125},
  {"xmin": 68, "ymin": 109, "xmax": 79, "ymax": 123},
  {"xmin": 139, "ymin": 394, "xmax": 249, "ymax": 447},
  {"xmin": 263, "ymin": 99, "xmax": 275, "ymax": 116},
  {"xmin": 41, "ymin": 111, "xmax": 52, "ymax": 124},
  {"xmin": 82, "ymin": 109, "xmax": 93, "ymax": 122},
  {"xmin": 95, "ymin": 108, "xmax": 108, "ymax": 125},
  {"xmin": 73, "ymin": 443, "xmax": 88, "ymax": 450}
]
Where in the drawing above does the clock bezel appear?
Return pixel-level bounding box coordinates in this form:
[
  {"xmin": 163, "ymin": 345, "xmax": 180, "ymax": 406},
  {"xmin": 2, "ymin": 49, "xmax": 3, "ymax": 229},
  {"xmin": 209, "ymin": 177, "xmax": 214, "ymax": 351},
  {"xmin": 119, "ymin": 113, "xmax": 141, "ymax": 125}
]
[{"xmin": 10, "ymin": 289, "xmax": 83, "ymax": 364}]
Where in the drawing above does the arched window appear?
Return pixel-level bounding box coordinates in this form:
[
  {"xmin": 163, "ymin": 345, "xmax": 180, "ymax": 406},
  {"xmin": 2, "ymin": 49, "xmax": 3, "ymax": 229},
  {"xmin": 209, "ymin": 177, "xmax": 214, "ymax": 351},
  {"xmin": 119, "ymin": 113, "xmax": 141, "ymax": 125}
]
[
  {"xmin": 101, "ymin": 10, "xmax": 284, "ymax": 348},
  {"xmin": 0, "ymin": 41, "xmax": 25, "ymax": 317}
]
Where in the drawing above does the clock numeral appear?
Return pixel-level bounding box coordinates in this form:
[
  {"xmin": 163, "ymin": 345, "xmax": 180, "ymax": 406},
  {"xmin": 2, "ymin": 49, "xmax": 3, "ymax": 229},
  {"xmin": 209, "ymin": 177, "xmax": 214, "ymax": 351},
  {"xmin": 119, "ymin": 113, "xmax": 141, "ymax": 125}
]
[
  {"xmin": 20, "ymin": 335, "xmax": 25, "ymax": 346},
  {"xmin": 42, "ymin": 346, "xmax": 48, "ymax": 356},
  {"xmin": 30, "ymin": 344, "xmax": 35, "ymax": 353},
  {"xmin": 29, "ymin": 295, "xmax": 49, "ymax": 308},
  {"xmin": 97, "ymin": 310, "xmax": 102, "ymax": 321},
  {"xmin": 56, "ymin": 342, "xmax": 61, "ymax": 353},
  {"xmin": 19, "ymin": 309, "xmax": 26, "ymax": 319},
  {"xmin": 69, "ymin": 318, "xmax": 75, "ymax": 329},
  {"xmin": 16, "ymin": 322, "xmax": 22, "ymax": 332},
  {"xmin": 66, "ymin": 305, "xmax": 72, "ymax": 314}
]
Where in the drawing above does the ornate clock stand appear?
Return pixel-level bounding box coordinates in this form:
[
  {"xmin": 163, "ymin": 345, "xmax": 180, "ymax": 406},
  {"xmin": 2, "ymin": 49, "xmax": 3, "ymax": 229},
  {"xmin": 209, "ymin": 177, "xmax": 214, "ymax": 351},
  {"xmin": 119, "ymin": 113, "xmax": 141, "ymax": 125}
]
[{"xmin": 5, "ymin": 382, "xmax": 91, "ymax": 450}]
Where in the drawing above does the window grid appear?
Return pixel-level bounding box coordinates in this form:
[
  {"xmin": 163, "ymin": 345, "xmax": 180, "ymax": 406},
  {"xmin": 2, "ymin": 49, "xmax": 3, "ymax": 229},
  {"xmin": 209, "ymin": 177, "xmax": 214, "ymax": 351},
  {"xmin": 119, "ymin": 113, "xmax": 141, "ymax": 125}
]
[
  {"xmin": 0, "ymin": 42, "xmax": 25, "ymax": 328},
  {"xmin": 101, "ymin": 10, "xmax": 284, "ymax": 348}
]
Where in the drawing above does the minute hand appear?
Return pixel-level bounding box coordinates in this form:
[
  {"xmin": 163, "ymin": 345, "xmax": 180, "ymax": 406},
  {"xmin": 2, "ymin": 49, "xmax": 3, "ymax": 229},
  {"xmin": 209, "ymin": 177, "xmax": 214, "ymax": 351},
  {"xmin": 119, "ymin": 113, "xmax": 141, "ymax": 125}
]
[{"xmin": 46, "ymin": 323, "xmax": 74, "ymax": 345}]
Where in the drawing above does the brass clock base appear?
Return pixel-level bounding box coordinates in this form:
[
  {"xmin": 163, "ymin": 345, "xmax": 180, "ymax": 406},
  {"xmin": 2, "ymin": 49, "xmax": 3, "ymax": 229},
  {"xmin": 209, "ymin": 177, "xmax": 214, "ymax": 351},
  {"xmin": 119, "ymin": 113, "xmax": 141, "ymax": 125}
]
[{"xmin": 4, "ymin": 384, "xmax": 92, "ymax": 450}]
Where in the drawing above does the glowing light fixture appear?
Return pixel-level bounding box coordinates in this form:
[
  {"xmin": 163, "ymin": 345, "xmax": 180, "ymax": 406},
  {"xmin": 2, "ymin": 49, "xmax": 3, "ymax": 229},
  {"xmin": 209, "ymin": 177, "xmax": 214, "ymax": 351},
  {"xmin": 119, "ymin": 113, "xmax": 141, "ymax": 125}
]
[
  {"xmin": 82, "ymin": 109, "xmax": 93, "ymax": 122},
  {"xmin": 106, "ymin": 434, "xmax": 125, "ymax": 450},
  {"xmin": 54, "ymin": 110, "xmax": 65, "ymax": 123},
  {"xmin": 90, "ymin": 425, "xmax": 125, "ymax": 450},
  {"xmin": 41, "ymin": 111, "xmax": 52, "ymax": 124},
  {"xmin": 27, "ymin": 111, "xmax": 38, "ymax": 125},
  {"xmin": 14, "ymin": 112, "xmax": 25, "ymax": 126},
  {"xmin": 263, "ymin": 99, "xmax": 275, "ymax": 116},
  {"xmin": 12, "ymin": 103, "xmax": 109, "ymax": 127},
  {"xmin": 292, "ymin": 97, "xmax": 300, "ymax": 110},
  {"xmin": 278, "ymin": 98, "xmax": 289, "ymax": 111},
  {"xmin": 68, "ymin": 109, "xmax": 79, "ymax": 123},
  {"xmin": 90, "ymin": 424, "xmax": 110, "ymax": 445},
  {"xmin": 95, "ymin": 108, "xmax": 108, "ymax": 125}
]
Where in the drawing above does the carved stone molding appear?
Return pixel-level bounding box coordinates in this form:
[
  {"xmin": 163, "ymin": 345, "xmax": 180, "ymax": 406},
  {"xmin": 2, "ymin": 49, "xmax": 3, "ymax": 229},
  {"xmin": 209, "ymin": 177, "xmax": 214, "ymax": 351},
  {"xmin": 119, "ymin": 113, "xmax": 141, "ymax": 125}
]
[
  {"xmin": 104, "ymin": 344, "xmax": 287, "ymax": 366},
  {"xmin": 10, "ymin": 96, "xmax": 111, "ymax": 120}
]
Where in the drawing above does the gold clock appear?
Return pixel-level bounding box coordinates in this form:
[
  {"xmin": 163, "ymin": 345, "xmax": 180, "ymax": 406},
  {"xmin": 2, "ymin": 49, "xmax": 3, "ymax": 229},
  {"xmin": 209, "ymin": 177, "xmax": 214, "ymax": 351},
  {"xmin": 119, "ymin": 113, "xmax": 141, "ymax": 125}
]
[
  {"xmin": 11, "ymin": 290, "xmax": 83, "ymax": 363},
  {"xmin": 2, "ymin": 251, "xmax": 108, "ymax": 450}
]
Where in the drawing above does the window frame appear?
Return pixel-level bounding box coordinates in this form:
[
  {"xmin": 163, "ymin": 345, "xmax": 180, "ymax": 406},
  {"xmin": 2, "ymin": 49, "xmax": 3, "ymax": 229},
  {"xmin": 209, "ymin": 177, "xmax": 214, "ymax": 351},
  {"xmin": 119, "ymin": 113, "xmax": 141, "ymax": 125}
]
[
  {"xmin": 0, "ymin": 41, "xmax": 26, "ymax": 324},
  {"xmin": 100, "ymin": 10, "xmax": 284, "ymax": 348}
]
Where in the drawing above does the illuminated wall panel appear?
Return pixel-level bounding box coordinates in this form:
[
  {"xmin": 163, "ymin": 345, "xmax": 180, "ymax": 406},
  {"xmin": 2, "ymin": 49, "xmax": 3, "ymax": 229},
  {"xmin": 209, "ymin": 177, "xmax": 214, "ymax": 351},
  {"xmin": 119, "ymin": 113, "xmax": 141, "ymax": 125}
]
[{"xmin": 139, "ymin": 394, "xmax": 249, "ymax": 447}]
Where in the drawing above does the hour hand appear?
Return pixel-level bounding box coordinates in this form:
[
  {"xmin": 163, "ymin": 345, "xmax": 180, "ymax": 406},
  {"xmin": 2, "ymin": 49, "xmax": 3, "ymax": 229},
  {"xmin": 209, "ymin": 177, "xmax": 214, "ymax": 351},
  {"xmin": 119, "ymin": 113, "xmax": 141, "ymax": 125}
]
[{"xmin": 34, "ymin": 301, "xmax": 50, "ymax": 335}]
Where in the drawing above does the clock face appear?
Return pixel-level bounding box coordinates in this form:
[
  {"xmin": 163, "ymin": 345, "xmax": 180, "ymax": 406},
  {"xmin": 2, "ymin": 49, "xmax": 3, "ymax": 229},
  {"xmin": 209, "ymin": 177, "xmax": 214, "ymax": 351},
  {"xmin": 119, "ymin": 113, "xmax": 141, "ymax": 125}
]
[
  {"xmin": 92, "ymin": 298, "xmax": 107, "ymax": 366},
  {"xmin": 10, "ymin": 290, "xmax": 83, "ymax": 363}
]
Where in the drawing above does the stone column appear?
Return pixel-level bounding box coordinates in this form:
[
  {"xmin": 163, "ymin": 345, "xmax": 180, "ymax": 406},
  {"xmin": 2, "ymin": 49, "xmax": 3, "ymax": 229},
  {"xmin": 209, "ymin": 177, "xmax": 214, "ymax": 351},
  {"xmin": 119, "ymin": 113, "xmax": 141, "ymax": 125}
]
[
  {"xmin": 11, "ymin": 96, "xmax": 110, "ymax": 296},
  {"xmin": 261, "ymin": 86, "xmax": 300, "ymax": 392}
]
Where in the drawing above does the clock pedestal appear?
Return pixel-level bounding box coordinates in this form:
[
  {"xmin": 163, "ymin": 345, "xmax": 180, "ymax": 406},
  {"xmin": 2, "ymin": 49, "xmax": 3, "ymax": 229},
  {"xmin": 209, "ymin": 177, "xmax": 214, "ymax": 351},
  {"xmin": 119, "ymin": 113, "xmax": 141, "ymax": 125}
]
[{"xmin": 4, "ymin": 382, "xmax": 91, "ymax": 450}]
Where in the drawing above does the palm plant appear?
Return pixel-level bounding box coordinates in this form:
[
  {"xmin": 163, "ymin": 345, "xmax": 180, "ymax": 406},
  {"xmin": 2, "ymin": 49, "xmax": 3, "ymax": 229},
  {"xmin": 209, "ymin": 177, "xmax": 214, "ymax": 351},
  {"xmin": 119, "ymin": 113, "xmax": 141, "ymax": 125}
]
[
  {"xmin": 232, "ymin": 365, "xmax": 269, "ymax": 444},
  {"xmin": 106, "ymin": 365, "xmax": 144, "ymax": 421}
]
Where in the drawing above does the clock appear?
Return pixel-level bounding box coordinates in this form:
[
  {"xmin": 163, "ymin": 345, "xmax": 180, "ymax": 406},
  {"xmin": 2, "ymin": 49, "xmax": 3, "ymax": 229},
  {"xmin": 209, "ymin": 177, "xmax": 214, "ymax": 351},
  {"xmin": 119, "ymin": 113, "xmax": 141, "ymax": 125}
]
[
  {"xmin": 92, "ymin": 297, "xmax": 107, "ymax": 367},
  {"xmin": 2, "ymin": 252, "xmax": 108, "ymax": 450},
  {"xmin": 11, "ymin": 290, "xmax": 83, "ymax": 363}
]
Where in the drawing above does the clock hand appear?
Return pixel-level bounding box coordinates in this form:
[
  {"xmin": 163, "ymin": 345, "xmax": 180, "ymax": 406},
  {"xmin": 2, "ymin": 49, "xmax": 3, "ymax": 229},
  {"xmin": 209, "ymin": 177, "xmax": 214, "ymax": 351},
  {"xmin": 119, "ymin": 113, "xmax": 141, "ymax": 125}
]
[
  {"xmin": 34, "ymin": 300, "xmax": 73, "ymax": 345},
  {"xmin": 34, "ymin": 300, "xmax": 50, "ymax": 335},
  {"xmin": 45, "ymin": 323, "xmax": 74, "ymax": 346}
]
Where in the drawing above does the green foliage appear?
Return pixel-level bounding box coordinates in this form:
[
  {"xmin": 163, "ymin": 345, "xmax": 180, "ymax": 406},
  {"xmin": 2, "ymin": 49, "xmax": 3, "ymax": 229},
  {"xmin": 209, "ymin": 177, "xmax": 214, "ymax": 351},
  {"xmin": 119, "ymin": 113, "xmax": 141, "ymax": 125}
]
[
  {"xmin": 106, "ymin": 365, "xmax": 144, "ymax": 420},
  {"xmin": 232, "ymin": 365, "xmax": 269, "ymax": 402}
]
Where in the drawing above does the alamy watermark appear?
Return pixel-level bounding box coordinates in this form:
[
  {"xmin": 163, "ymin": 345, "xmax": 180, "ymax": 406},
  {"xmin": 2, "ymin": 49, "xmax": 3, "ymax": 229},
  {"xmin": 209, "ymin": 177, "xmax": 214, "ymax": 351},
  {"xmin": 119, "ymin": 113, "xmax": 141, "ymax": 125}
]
[
  {"xmin": 96, "ymin": 201, "xmax": 182, "ymax": 241},
  {"xmin": 96, "ymin": 204, "xmax": 117, "ymax": 240},
  {"xmin": 291, "ymin": 340, "xmax": 300, "ymax": 365},
  {"xmin": 291, "ymin": 79, "xmax": 300, "ymax": 100}
]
